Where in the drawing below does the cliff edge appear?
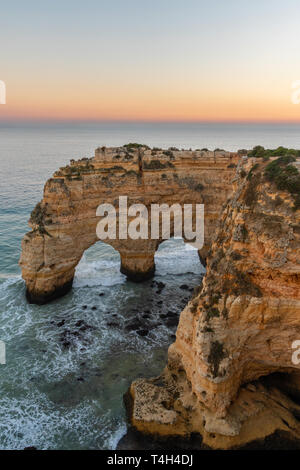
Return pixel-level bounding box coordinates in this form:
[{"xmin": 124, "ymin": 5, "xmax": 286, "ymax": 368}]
[{"xmin": 128, "ymin": 152, "xmax": 300, "ymax": 449}]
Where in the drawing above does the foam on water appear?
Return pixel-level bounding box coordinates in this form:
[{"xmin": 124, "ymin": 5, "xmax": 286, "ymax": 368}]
[
  {"xmin": 74, "ymin": 256, "xmax": 125, "ymax": 288},
  {"xmin": 0, "ymin": 122, "xmax": 224, "ymax": 449},
  {"xmin": 0, "ymin": 392, "xmax": 125, "ymax": 450},
  {"xmin": 0, "ymin": 237, "xmax": 204, "ymax": 449},
  {"xmin": 155, "ymin": 238, "xmax": 205, "ymax": 276}
]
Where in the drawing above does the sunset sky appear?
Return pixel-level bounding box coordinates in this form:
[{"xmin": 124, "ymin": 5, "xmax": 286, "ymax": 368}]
[{"xmin": 1, "ymin": 0, "xmax": 300, "ymax": 122}]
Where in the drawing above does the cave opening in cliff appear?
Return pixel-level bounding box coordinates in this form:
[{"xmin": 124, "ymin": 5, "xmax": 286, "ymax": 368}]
[
  {"xmin": 154, "ymin": 237, "xmax": 205, "ymax": 278},
  {"xmin": 74, "ymin": 240, "xmax": 122, "ymax": 288}
]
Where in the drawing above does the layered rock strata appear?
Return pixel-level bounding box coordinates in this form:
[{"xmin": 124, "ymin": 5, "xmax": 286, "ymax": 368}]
[
  {"xmin": 20, "ymin": 146, "xmax": 237, "ymax": 304},
  {"xmin": 128, "ymin": 156, "xmax": 300, "ymax": 448}
]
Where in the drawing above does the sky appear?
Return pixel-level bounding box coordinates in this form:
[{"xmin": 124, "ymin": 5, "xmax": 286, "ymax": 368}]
[{"xmin": 1, "ymin": 0, "xmax": 300, "ymax": 122}]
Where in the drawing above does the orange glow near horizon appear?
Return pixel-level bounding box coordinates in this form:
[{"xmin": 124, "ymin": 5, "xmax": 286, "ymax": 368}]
[
  {"xmin": 2, "ymin": 1, "xmax": 300, "ymax": 123},
  {"xmin": 0, "ymin": 77, "xmax": 300, "ymax": 122}
]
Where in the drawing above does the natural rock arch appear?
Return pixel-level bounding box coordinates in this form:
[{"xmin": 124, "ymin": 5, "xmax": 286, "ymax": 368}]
[
  {"xmin": 20, "ymin": 146, "xmax": 238, "ymax": 304},
  {"xmin": 74, "ymin": 240, "xmax": 122, "ymax": 287}
]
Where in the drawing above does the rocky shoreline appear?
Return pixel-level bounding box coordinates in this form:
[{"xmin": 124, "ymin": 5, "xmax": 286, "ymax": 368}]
[{"xmin": 19, "ymin": 144, "xmax": 300, "ymax": 449}]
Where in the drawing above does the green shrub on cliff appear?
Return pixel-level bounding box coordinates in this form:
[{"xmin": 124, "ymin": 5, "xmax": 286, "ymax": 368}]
[
  {"xmin": 264, "ymin": 156, "xmax": 300, "ymax": 210},
  {"xmin": 30, "ymin": 202, "xmax": 45, "ymax": 226},
  {"xmin": 208, "ymin": 341, "xmax": 227, "ymax": 378},
  {"xmin": 163, "ymin": 150, "xmax": 174, "ymax": 158},
  {"xmin": 248, "ymin": 145, "xmax": 300, "ymax": 159},
  {"xmin": 123, "ymin": 143, "xmax": 150, "ymax": 151},
  {"xmin": 143, "ymin": 160, "xmax": 175, "ymax": 170}
]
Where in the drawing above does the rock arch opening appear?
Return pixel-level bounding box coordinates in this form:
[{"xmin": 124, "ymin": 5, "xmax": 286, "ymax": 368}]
[
  {"xmin": 74, "ymin": 241, "xmax": 123, "ymax": 288},
  {"xmin": 154, "ymin": 237, "xmax": 205, "ymax": 278},
  {"xmin": 20, "ymin": 145, "xmax": 238, "ymax": 304}
]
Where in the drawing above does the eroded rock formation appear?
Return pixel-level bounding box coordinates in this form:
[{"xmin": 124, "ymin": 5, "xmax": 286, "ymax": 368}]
[
  {"xmin": 128, "ymin": 155, "xmax": 300, "ymax": 449},
  {"xmin": 20, "ymin": 145, "xmax": 237, "ymax": 304}
]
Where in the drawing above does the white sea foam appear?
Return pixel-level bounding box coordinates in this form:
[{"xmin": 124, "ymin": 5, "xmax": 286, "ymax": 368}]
[
  {"xmin": 74, "ymin": 255, "xmax": 126, "ymax": 288},
  {"xmin": 104, "ymin": 421, "xmax": 127, "ymax": 450},
  {"xmin": 0, "ymin": 392, "xmax": 107, "ymax": 450}
]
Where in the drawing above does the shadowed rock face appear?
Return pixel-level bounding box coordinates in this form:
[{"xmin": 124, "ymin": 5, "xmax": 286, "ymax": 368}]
[
  {"xmin": 19, "ymin": 146, "xmax": 238, "ymax": 304},
  {"xmin": 128, "ymin": 157, "xmax": 300, "ymax": 449}
]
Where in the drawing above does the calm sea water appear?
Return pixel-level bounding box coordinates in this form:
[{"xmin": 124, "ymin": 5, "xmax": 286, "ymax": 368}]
[{"xmin": 0, "ymin": 121, "xmax": 300, "ymax": 449}]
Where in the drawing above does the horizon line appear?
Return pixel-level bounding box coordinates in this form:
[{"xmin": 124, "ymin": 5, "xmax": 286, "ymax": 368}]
[{"xmin": 1, "ymin": 117, "xmax": 300, "ymax": 125}]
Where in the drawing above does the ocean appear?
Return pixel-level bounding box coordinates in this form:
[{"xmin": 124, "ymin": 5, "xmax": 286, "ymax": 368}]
[{"xmin": 0, "ymin": 121, "xmax": 300, "ymax": 449}]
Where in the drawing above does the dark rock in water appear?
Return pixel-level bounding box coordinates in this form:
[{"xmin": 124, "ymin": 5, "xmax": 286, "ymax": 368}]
[
  {"xmin": 156, "ymin": 282, "xmax": 165, "ymax": 289},
  {"xmin": 117, "ymin": 426, "xmax": 204, "ymax": 451},
  {"xmin": 77, "ymin": 377, "xmax": 84, "ymax": 382},
  {"xmin": 166, "ymin": 317, "xmax": 179, "ymax": 327},
  {"xmin": 57, "ymin": 319, "xmax": 65, "ymax": 327},
  {"xmin": 91, "ymin": 306, "xmax": 97, "ymax": 310},
  {"xmin": 99, "ymin": 293, "xmax": 105, "ymax": 296},
  {"xmin": 125, "ymin": 320, "xmax": 143, "ymax": 331},
  {"xmin": 82, "ymin": 305, "xmax": 87, "ymax": 309},
  {"xmin": 60, "ymin": 329, "xmax": 72, "ymax": 349},
  {"xmin": 170, "ymin": 334, "xmax": 176, "ymax": 340},
  {"xmin": 167, "ymin": 310, "xmax": 177, "ymax": 317},
  {"xmin": 59, "ymin": 320, "xmax": 95, "ymax": 349},
  {"xmin": 117, "ymin": 426, "xmax": 300, "ymax": 451},
  {"xmin": 75, "ymin": 320, "xmax": 94, "ymax": 331},
  {"xmin": 180, "ymin": 284, "xmax": 189, "ymax": 290},
  {"xmin": 137, "ymin": 329, "xmax": 148, "ymax": 337},
  {"xmin": 142, "ymin": 314, "xmax": 150, "ymax": 319},
  {"xmin": 144, "ymin": 309, "xmax": 151, "ymax": 314},
  {"xmin": 159, "ymin": 314, "xmax": 167, "ymax": 319},
  {"xmin": 157, "ymin": 300, "xmax": 163, "ymax": 305},
  {"xmin": 107, "ymin": 322, "xmax": 119, "ymax": 328}
]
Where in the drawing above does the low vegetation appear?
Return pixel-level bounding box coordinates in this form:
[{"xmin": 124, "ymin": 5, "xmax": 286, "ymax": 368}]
[
  {"xmin": 248, "ymin": 145, "xmax": 300, "ymax": 160},
  {"xmin": 143, "ymin": 160, "xmax": 175, "ymax": 170},
  {"xmin": 123, "ymin": 143, "xmax": 150, "ymax": 151},
  {"xmin": 264, "ymin": 155, "xmax": 300, "ymax": 210},
  {"xmin": 208, "ymin": 341, "xmax": 227, "ymax": 378}
]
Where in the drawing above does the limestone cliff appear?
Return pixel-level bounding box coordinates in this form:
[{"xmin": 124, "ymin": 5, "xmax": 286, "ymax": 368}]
[
  {"xmin": 128, "ymin": 154, "xmax": 300, "ymax": 449},
  {"xmin": 20, "ymin": 145, "xmax": 237, "ymax": 304}
]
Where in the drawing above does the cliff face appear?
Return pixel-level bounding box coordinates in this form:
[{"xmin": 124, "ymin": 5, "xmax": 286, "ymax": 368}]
[
  {"xmin": 128, "ymin": 156, "xmax": 300, "ymax": 448},
  {"xmin": 19, "ymin": 146, "xmax": 237, "ymax": 304}
]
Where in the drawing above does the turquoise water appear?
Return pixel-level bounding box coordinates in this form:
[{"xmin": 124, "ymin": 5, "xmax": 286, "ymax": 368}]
[{"xmin": 1, "ymin": 121, "xmax": 300, "ymax": 449}]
